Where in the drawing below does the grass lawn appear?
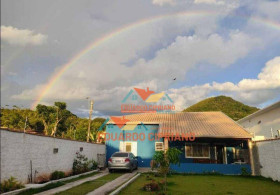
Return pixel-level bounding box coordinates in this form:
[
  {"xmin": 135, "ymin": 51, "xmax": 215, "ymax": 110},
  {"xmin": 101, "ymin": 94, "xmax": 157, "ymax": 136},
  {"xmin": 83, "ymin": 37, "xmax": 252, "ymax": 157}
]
[
  {"xmin": 120, "ymin": 174, "xmax": 280, "ymax": 195},
  {"xmin": 18, "ymin": 171, "xmax": 99, "ymax": 195},
  {"xmin": 56, "ymin": 173, "xmax": 123, "ymax": 195}
]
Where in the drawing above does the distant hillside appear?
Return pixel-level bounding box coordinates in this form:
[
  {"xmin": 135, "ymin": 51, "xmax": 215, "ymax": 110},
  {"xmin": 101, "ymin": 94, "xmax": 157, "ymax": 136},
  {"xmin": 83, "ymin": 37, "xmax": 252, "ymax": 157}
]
[{"xmin": 183, "ymin": 96, "xmax": 259, "ymax": 121}]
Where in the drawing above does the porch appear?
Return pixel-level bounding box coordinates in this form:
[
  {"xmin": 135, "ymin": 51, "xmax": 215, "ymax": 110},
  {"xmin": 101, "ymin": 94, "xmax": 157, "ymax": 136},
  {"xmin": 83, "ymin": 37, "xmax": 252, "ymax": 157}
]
[{"xmin": 167, "ymin": 138, "xmax": 251, "ymax": 174}]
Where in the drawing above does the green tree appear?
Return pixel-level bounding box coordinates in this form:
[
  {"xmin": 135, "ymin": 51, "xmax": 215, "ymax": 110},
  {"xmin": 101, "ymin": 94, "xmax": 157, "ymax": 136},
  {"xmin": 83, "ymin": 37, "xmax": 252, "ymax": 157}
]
[
  {"xmin": 152, "ymin": 147, "xmax": 181, "ymax": 193},
  {"xmin": 1, "ymin": 103, "xmax": 105, "ymax": 142},
  {"xmin": 36, "ymin": 104, "xmax": 55, "ymax": 135},
  {"xmin": 51, "ymin": 102, "xmax": 71, "ymax": 136}
]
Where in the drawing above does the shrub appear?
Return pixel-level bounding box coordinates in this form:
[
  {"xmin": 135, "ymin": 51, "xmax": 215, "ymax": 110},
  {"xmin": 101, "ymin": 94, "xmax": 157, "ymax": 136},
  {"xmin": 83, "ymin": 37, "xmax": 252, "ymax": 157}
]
[
  {"xmin": 0, "ymin": 177, "xmax": 24, "ymax": 193},
  {"xmin": 88, "ymin": 159, "xmax": 98, "ymax": 170},
  {"xmin": 241, "ymin": 167, "xmax": 251, "ymax": 176},
  {"xmin": 50, "ymin": 171, "xmax": 65, "ymax": 180},
  {"xmin": 143, "ymin": 181, "xmax": 160, "ymax": 192},
  {"xmin": 72, "ymin": 151, "xmax": 90, "ymax": 175},
  {"xmin": 152, "ymin": 147, "xmax": 181, "ymax": 193}
]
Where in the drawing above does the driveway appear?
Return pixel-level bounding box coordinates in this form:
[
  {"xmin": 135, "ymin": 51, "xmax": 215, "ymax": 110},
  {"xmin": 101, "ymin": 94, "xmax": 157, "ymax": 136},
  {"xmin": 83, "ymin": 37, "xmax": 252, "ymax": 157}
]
[
  {"xmin": 35, "ymin": 171, "xmax": 109, "ymax": 195},
  {"xmin": 86, "ymin": 170, "xmax": 138, "ymax": 195}
]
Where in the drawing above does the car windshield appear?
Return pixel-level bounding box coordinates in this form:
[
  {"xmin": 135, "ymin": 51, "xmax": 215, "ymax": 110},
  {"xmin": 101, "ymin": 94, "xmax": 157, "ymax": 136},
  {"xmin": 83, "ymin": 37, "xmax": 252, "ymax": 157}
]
[{"xmin": 112, "ymin": 152, "xmax": 128, "ymax": 157}]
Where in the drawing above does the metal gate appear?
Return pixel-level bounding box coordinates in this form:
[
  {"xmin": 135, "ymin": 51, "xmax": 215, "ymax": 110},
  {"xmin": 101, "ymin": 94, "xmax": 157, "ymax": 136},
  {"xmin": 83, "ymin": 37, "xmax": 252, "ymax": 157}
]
[{"xmin": 97, "ymin": 153, "xmax": 106, "ymax": 168}]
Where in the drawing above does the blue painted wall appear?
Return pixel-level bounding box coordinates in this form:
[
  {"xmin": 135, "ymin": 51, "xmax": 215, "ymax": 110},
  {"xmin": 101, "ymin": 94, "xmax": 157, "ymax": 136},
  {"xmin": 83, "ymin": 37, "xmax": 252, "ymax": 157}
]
[
  {"xmin": 105, "ymin": 124, "xmax": 162, "ymax": 167},
  {"xmin": 170, "ymin": 163, "xmax": 251, "ymax": 175}
]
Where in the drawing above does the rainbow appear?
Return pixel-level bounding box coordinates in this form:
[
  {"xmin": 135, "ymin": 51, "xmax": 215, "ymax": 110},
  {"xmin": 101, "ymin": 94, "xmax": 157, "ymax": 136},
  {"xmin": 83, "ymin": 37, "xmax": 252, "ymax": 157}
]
[{"xmin": 31, "ymin": 10, "xmax": 280, "ymax": 109}]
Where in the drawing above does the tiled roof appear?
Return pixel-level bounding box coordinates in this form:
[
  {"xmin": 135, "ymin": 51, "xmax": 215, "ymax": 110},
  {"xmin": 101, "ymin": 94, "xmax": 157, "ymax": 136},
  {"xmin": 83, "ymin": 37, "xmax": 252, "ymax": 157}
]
[{"xmin": 108, "ymin": 112, "xmax": 252, "ymax": 139}]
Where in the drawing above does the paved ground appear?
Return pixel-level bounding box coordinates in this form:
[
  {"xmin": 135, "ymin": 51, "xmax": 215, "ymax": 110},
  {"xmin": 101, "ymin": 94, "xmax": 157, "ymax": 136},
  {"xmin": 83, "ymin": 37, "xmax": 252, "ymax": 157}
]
[
  {"xmin": 34, "ymin": 168, "xmax": 150, "ymax": 195},
  {"xmin": 86, "ymin": 171, "xmax": 137, "ymax": 195},
  {"xmin": 35, "ymin": 171, "xmax": 109, "ymax": 195}
]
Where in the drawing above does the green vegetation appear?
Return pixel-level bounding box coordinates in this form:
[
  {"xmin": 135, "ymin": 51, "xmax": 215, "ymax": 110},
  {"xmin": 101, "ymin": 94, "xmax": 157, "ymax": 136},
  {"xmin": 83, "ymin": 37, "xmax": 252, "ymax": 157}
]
[
  {"xmin": 151, "ymin": 148, "xmax": 181, "ymax": 193},
  {"xmin": 0, "ymin": 107, "xmax": 44, "ymax": 131},
  {"xmin": 120, "ymin": 174, "xmax": 280, "ymax": 194},
  {"xmin": 18, "ymin": 182, "xmax": 65, "ymax": 195},
  {"xmin": 72, "ymin": 152, "xmax": 96, "ymax": 175},
  {"xmin": 62, "ymin": 171, "xmax": 99, "ymax": 184},
  {"xmin": 0, "ymin": 102, "xmax": 105, "ymax": 142},
  {"xmin": 18, "ymin": 172, "xmax": 99, "ymax": 195},
  {"xmin": 56, "ymin": 173, "xmax": 123, "ymax": 195},
  {"xmin": 50, "ymin": 171, "xmax": 65, "ymax": 180},
  {"xmin": 183, "ymin": 96, "xmax": 259, "ymax": 120},
  {"xmin": 0, "ymin": 177, "xmax": 24, "ymax": 193}
]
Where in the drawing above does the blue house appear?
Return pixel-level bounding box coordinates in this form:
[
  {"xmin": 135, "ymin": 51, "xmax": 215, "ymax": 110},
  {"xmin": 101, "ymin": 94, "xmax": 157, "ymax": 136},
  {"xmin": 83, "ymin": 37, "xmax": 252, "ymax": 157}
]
[{"xmin": 105, "ymin": 112, "xmax": 252, "ymax": 174}]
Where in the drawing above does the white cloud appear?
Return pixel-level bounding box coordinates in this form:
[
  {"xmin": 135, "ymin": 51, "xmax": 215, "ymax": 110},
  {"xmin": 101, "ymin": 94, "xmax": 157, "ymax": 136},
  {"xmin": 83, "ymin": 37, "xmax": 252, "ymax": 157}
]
[
  {"xmin": 2, "ymin": 0, "xmax": 280, "ymax": 115},
  {"xmin": 168, "ymin": 56, "xmax": 280, "ymax": 109},
  {"xmin": 249, "ymin": 0, "xmax": 280, "ymax": 21},
  {"xmin": 213, "ymin": 56, "xmax": 280, "ymax": 92},
  {"xmin": 167, "ymin": 84, "xmax": 212, "ymax": 110},
  {"xmin": 13, "ymin": 29, "xmax": 259, "ymax": 111},
  {"xmin": 152, "ymin": 0, "xmax": 176, "ymax": 6},
  {"xmin": 1, "ymin": 26, "xmax": 47, "ymax": 46},
  {"xmin": 194, "ymin": 0, "xmax": 224, "ymax": 5}
]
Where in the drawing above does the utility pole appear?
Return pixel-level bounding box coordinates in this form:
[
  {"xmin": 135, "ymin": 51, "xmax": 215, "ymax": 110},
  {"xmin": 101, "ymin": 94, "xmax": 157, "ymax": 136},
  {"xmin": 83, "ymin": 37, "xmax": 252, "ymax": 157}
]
[
  {"xmin": 24, "ymin": 116, "xmax": 28, "ymax": 133},
  {"xmin": 87, "ymin": 99, "xmax": 94, "ymax": 142}
]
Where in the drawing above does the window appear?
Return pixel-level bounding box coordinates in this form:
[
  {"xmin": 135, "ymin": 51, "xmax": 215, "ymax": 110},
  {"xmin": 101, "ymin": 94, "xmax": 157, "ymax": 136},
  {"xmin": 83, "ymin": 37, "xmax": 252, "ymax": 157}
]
[
  {"xmin": 155, "ymin": 142, "xmax": 164, "ymax": 151},
  {"xmin": 112, "ymin": 152, "xmax": 128, "ymax": 157},
  {"xmin": 185, "ymin": 144, "xmax": 210, "ymax": 158},
  {"xmin": 53, "ymin": 148, "xmax": 58, "ymax": 154},
  {"xmin": 80, "ymin": 147, "xmax": 83, "ymax": 152},
  {"xmin": 120, "ymin": 142, "xmax": 137, "ymax": 156},
  {"xmin": 125, "ymin": 143, "xmax": 132, "ymax": 152}
]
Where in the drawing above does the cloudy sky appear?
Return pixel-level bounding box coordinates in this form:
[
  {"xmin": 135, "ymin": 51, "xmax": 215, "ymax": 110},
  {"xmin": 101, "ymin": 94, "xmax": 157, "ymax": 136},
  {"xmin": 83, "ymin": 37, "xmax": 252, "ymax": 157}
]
[{"xmin": 1, "ymin": 0, "xmax": 280, "ymax": 118}]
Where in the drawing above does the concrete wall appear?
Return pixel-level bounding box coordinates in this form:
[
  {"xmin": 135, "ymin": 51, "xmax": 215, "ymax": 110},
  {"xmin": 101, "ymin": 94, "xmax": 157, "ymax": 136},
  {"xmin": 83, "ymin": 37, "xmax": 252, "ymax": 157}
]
[
  {"xmin": 238, "ymin": 106, "xmax": 280, "ymax": 139},
  {"xmin": 252, "ymin": 139, "xmax": 280, "ymax": 181},
  {"xmin": 0, "ymin": 129, "xmax": 105, "ymax": 183}
]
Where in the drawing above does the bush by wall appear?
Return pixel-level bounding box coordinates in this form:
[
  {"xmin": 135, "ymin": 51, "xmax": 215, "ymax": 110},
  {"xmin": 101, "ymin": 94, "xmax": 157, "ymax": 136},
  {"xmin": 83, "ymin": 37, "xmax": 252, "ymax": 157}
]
[
  {"xmin": 0, "ymin": 177, "xmax": 24, "ymax": 193},
  {"xmin": 50, "ymin": 171, "xmax": 65, "ymax": 180},
  {"xmin": 88, "ymin": 159, "xmax": 98, "ymax": 170},
  {"xmin": 72, "ymin": 152, "xmax": 90, "ymax": 175}
]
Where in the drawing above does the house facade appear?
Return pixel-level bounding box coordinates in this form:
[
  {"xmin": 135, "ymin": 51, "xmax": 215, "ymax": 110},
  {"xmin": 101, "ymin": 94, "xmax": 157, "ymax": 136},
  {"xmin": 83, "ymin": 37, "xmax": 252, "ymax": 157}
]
[
  {"xmin": 238, "ymin": 101, "xmax": 280, "ymax": 140},
  {"xmin": 105, "ymin": 112, "xmax": 252, "ymax": 174}
]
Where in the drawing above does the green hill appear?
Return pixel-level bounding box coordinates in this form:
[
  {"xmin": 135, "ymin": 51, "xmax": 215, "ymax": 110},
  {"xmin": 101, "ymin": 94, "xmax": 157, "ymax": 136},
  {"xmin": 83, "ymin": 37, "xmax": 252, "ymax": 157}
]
[{"xmin": 183, "ymin": 96, "xmax": 259, "ymax": 121}]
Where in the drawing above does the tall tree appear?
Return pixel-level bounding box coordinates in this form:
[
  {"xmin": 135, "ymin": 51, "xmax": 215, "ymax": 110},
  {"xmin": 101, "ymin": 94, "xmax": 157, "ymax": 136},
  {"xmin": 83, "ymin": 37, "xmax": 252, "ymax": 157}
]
[
  {"xmin": 36, "ymin": 104, "xmax": 55, "ymax": 135},
  {"xmin": 51, "ymin": 102, "xmax": 70, "ymax": 136}
]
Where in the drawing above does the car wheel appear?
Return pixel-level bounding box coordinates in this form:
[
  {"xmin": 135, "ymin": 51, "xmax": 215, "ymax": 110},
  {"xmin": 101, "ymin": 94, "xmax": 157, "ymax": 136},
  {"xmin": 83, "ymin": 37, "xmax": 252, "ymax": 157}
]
[
  {"xmin": 129, "ymin": 166, "xmax": 133, "ymax": 173},
  {"xmin": 109, "ymin": 169, "xmax": 113, "ymax": 173}
]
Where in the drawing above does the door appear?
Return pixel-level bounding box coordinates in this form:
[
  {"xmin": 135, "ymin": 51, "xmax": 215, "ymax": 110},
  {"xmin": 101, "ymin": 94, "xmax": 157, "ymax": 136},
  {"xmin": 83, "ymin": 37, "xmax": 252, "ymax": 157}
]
[
  {"xmin": 216, "ymin": 145, "xmax": 224, "ymax": 164},
  {"xmin": 119, "ymin": 142, "xmax": 137, "ymax": 156}
]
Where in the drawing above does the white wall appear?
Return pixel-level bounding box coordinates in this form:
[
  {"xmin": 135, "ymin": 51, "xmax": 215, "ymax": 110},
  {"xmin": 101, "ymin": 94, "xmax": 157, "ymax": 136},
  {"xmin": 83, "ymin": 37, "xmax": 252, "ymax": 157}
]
[
  {"xmin": 0, "ymin": 129, "xmax": 105, "ymax": 183},
  {"xmin": 239, "ymin": 106, "xmax": 280, "ymax": 139},
  {"xmin": 255, "ymin": 139, "xmax": 280, "ymax": 181}
]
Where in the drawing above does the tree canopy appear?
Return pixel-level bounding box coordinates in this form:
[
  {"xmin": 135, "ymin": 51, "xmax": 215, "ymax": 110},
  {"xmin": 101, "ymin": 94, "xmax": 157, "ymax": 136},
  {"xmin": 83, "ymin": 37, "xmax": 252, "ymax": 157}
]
[{"xmin": 1, "ymin": 102, "xmax": 105, "ymax": 143}]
